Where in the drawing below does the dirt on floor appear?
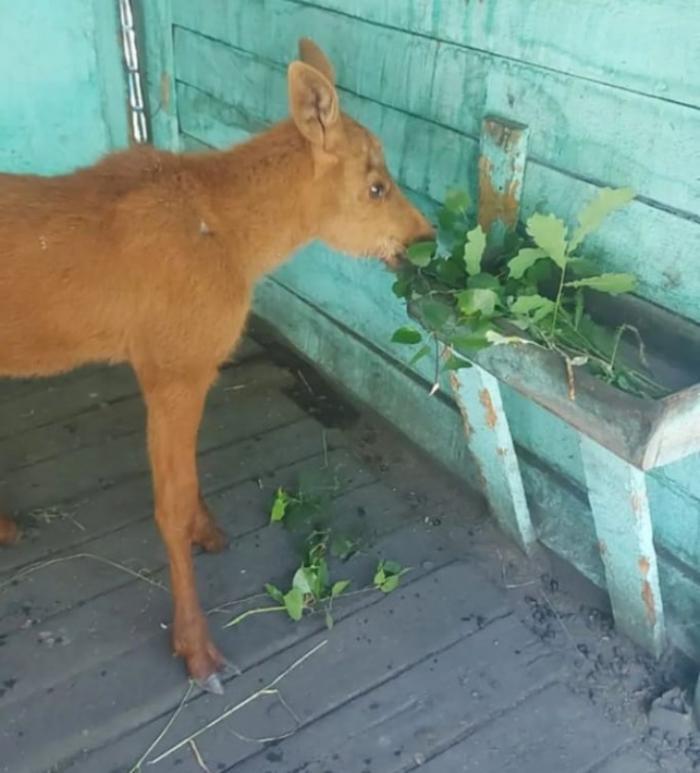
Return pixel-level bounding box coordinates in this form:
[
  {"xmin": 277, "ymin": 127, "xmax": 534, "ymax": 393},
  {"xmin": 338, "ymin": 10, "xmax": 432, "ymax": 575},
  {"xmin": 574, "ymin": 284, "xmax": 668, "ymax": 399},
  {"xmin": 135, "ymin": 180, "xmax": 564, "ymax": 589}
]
[{"xmin": 256, "ymin": 320, "xmax": 700, "ymax": 772}]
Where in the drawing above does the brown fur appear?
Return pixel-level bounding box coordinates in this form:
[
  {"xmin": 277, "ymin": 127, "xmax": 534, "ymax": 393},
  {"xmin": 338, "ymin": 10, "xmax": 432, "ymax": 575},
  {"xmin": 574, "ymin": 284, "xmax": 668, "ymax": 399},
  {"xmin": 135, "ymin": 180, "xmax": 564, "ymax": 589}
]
[{"xmin": 0, "ymin": 40, "xmax": 433, "ymax": 685}]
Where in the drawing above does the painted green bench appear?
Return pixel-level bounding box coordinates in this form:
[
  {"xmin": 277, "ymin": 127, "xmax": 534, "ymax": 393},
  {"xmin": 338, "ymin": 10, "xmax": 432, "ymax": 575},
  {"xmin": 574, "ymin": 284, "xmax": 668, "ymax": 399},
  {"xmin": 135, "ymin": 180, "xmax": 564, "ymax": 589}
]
[{"xmin": 415, "ymin": 116, "xmax": 700, "ymax": 659}]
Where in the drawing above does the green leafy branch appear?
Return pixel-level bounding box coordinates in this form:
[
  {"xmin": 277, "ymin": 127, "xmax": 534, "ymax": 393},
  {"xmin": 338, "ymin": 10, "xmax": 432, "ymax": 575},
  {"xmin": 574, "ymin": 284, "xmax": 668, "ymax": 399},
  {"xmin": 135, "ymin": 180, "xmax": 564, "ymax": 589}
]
[
  {"xmin": 226, "ymin": 484, "xmax": 410, "ymax": 631},
  {"xmin": 391, "ymin": 186, "xmax": 667, "ymax": 399}
]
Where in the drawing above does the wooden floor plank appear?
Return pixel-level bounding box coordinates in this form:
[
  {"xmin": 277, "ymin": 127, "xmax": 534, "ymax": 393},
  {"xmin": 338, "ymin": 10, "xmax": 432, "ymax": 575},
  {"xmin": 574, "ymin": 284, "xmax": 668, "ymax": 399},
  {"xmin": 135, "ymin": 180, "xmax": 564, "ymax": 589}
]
[
  {"xmin": 417, "ymin": 682, "xmax": 627, "ymax": 772},
  {"xmin": 1, "ymin": 377, "xmax": 306, "ymax": 517},
  {"xmin": 2, "ymin": 517, "xmax": 473, "ymax": 773},
  {"xmin": 0, "ymin": 360, "xmax": 292, "ymax": 474},
  {"xmin": 227, "ymin": 614, "xmax": 563, "ymax": 773},
  {"xmin": 0, "ymin": 447, "xmax": 375, "ymax": 638},
  {"xmin": 0, "ymin": 367, "xmax": 140, "ymax": 440},
  {"xmin": 0, "ymin": 416, "xmax": 337, "ymax": 581}
]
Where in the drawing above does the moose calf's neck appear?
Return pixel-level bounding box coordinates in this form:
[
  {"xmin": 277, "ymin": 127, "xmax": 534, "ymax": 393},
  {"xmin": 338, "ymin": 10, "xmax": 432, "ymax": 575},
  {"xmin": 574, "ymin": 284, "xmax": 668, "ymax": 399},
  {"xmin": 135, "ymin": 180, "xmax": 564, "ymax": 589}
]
[{"xmin": 193, "ymin": 120, "xmax": 324, "ymax": 280}]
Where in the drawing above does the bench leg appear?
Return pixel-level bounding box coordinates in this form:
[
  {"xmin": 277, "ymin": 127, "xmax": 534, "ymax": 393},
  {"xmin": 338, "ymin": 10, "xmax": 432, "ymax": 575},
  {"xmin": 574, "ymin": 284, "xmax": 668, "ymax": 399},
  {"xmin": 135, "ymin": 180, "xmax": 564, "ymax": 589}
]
[
  {"xmin": 580, "ymin": 435, "xmax": 666, "ymax": 655},
  {"xmin": 450, "ymin": 365, "xmax": 536, "ymax": 554}
]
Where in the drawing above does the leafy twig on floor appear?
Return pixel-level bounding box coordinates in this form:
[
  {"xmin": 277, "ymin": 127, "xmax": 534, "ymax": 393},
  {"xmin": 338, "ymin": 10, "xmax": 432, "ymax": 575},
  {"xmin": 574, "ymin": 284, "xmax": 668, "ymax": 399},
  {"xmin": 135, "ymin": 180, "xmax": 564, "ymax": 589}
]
[{"xmin": 224, "ymin": 484, "xmax": 409, "ymax": 630}]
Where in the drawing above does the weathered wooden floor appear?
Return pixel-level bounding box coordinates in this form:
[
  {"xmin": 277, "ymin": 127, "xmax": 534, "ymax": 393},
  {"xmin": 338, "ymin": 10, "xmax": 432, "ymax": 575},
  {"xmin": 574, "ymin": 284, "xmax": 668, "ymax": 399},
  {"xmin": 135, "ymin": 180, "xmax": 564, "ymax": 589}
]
[{"xmin": 0, "ymin": 329, "xmax": 679, "ymax": 772}]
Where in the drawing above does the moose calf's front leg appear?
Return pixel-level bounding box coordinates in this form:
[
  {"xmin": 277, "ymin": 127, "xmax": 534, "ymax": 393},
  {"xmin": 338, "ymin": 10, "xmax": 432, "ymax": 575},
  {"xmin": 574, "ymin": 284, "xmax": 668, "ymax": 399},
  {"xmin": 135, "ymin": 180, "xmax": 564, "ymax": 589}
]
[{"xmin": 143, "ymin": 371, "xmax": 228, "ymax": 693}]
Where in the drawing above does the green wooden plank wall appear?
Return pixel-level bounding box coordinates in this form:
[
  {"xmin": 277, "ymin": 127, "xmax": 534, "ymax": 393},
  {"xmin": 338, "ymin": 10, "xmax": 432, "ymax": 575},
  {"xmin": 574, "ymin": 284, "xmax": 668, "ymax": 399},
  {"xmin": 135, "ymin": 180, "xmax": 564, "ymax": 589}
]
[
  {"xmin": 152, "ymin": 0, "xmax": 700, "ymax": 658},
  {"xmin": 0, "ymin": 0, "xmax": 129, "ymax": 174}
]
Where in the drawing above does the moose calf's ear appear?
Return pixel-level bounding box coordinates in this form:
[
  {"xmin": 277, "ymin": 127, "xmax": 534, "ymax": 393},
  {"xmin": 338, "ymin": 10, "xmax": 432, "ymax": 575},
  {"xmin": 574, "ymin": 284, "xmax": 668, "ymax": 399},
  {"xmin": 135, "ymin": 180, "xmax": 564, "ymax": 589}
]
[
  {"xmin": 298, "ymin": 37, "xmax": 336, "ymax": 85},
  {"xmin": 288, "ymin": 61, "xmax": 340, "ymax": 149}
]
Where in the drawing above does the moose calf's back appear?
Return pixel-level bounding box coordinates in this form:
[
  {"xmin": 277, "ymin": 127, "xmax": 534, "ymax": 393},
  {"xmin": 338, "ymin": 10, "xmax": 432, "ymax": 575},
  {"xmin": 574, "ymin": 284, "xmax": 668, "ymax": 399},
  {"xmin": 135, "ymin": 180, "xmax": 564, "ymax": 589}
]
[{"xmin": 0, "ymin": 145, "xmax": 255, "ymax": 378}]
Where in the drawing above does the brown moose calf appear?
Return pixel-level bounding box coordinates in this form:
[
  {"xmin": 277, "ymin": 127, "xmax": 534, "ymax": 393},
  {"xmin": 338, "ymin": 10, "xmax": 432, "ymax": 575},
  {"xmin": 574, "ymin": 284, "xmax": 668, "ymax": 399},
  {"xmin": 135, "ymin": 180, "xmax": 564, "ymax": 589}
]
[{"xmin": 0, "ymin": 39, "xmax": 433, "ymax": 693}]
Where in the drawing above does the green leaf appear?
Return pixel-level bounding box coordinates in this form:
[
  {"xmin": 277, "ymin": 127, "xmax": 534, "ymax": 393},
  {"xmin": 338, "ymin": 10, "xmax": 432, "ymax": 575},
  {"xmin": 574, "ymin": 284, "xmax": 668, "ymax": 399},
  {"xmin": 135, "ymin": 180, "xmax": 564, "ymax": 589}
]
[
  {"xmin": 408, "ymin": 344, "xmax": 431, "ymax": 368},
  {"xmin": 379, "ymin": 574, "xmax": 401, "ymax": 593},
  {"xmin": 416, "ymin": 296, "xmax": 453, "ymax": 331},
  {"xmin": 467, "ymin": 272, "xmax": 501, "ymax": 292},
  {"xmin": 391, "ymin": 274, "xmax": 412, "ymax": 299},
  {"xmin": 316, "ymin": 558, "xmax": 330, "ymax": 596},
  {"xmin": 437, "ymin": 207, "xmax": 458, "ymax": 235},
  {"xmin": 564, "ymin": 273, "xmax": 637, "ymax": 296},
  {"xmin": 373, "ymin": 566, "xmax": 386, "ymax": 588},
  {"xmin": 508, "ymin": 248, "xmax": 547, "ymax": 280},
  {"xmin": 526, "ymin": 213, "xmax": 568, "ymax": 268},
  {"xmin": 265, "ymin": 583, "xmax": 284, "ymax": 604},
  {"xmin": 373, "ymin": 560, "xmax": 408, "ymax": 593},
  {"xmin": 406, "ymin": 240, "xmax": 436, "ymax": 267},
  {"xmin": 382, "ymin": 560, "xmax": 403, "ymax": 575},
  {"xmin": 525, "ymin": 259, "xmax": 556, "ymax": 285},
  {"xmin": 569, "ymin": 187, "xmax": 635, "ymax": 251},
  {"xmin": 391, "ymin": 326, "xmax": 422, "ymax": 345},
  {"xmin": 270, "ymin": 488, "xmax": 289, "ymax": 523},
  {"xmin": 373, "ymin": 560, "xmax": 406, "ymax": 592},
  {"xmin": 442, "ymin": 355, "xmax": 473, "ymax": 371},
  {"xmin": 449, "ymin": 321, "xmax": 493, "ymax": 354},
  {"xmin": 443, "ymin": 189, "xmax": 470, "ymax": 214},
  {"xmin": 434, "ymin": 257, "xmax": 465, "ymax": 287},
  {"xmin": 292, "ymin": 567, "xmax": 313, "ymax": 595},
  {"xmin": 509, "ymin": 294, "xmax": 556, "ymax": 323},
  {"xmin": 283, "ymin": 587, "xmax": 305, "ymax": 621},
  {"xmin": 463, "ymin": 225, "xmax": 487, "ymax": 276},
  {"xmin": 331, "ymin": 580, "xmax": 351, "ymax": 598},
  {"xmin": 566, "ymin": 257, "xmax": 600, "ymax": 277},
  {"xmin": 457, "ymin": 288, "xmax": 498, "ymax": 318}
]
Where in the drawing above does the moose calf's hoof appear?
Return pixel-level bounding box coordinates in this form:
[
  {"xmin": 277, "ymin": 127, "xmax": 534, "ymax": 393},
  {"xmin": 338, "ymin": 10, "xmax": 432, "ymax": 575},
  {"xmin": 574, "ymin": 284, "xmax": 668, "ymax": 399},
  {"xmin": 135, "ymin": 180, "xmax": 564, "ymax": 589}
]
[
  {"xmin": 195, "ymin": 672, "xmax": 225, "ymax": 695},
  {"xmin": 175, "ymin": 626, "xmax": 229, "ymax": 694}
]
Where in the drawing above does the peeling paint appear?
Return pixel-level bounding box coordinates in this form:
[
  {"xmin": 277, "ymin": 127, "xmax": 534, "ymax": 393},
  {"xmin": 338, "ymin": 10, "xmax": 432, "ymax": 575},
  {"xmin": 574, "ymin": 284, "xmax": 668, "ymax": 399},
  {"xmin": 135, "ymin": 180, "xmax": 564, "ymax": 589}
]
[
  {"xmin": 479, "ymin": 388, "xmax": 498, "ymax": 428},
  {"xmin": 449, "ymin": 372, "xmax": 472, "ymax": 438},
  {"xmin": 478, "ymin": 157, "xmax": 521, "ymax": 233},
  {"xmin": 483, "ymin": 117, "xmax": 522, "ymax": 153},
  {"xmin": 641, "ymin": 580, "xmax": 657, "ymax": 627},
  {"xmin": 638, "ymin": 552, "xmax": 658, "ymax": 625}
]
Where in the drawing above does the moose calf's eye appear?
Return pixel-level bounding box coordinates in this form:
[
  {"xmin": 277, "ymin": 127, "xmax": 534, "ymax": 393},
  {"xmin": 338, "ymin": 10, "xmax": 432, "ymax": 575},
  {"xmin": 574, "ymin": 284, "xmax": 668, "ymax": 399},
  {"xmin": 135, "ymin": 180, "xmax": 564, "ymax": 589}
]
[{"xmin": 369, "ymin": 182, "xmax": 385, "ymax": 200}]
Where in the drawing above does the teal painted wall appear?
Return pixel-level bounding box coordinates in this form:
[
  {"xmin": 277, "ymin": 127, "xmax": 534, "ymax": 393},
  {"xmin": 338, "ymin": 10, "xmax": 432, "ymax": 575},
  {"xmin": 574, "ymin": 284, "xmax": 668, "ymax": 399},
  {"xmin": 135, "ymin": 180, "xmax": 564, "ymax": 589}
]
[
  {"xmin": 0, "ymin": 0, "xmax": 129, "ymax": 174},
  {"xmin": 147, "ymin": 1, "xmax": 700, "ymax": 658}
]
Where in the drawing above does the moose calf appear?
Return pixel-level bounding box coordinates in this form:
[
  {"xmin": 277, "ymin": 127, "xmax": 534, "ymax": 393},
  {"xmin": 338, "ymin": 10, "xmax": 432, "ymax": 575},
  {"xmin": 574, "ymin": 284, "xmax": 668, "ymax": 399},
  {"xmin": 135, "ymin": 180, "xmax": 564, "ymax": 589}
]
[{"xmin": 0, "ymin": 39, "xmax": 433, "ymax": 693}]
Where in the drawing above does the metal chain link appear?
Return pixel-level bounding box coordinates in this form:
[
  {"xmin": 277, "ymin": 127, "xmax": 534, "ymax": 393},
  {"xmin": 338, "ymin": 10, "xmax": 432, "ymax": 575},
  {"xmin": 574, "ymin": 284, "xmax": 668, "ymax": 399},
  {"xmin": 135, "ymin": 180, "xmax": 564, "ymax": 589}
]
[{"xmin": 118, "ymin": 0, "xmax": 148, "ymax": 143}]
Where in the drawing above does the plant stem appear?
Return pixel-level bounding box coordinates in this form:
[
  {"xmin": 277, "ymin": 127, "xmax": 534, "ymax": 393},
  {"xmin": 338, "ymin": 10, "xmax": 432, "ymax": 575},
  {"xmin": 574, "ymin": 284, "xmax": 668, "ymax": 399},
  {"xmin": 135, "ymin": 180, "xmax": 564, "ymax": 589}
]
[
  {"xmin": 550, "ymin": 264, "xmax": 567, "ymax": 336},
  {"xmin": 223, "ymin": 605, "xmax": 286, "ymax": 629}
]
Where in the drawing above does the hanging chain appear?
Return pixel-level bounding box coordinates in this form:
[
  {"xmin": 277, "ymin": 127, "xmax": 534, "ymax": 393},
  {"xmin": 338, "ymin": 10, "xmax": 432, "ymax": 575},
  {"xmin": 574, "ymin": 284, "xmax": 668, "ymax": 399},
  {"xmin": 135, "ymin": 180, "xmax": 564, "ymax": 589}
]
[{"xmin": 118, "ymin": 0, "xmax": 148, "ymax": 143}]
